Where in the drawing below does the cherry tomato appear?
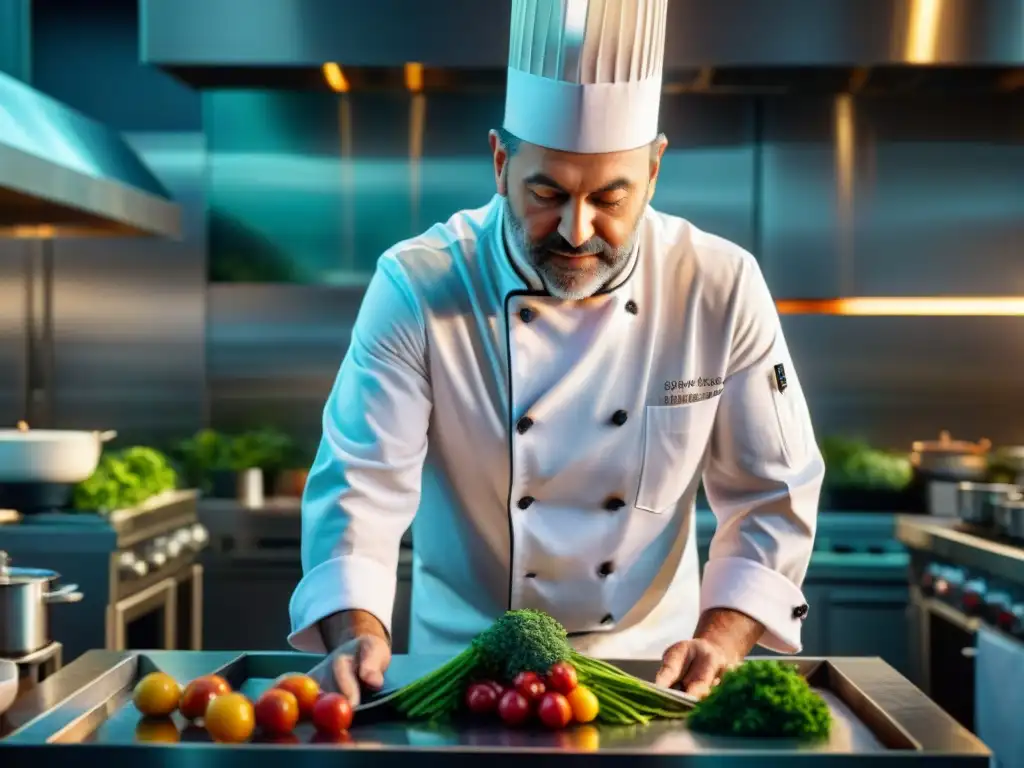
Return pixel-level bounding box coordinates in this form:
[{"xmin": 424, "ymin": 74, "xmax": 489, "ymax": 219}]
[
  {"xmin": 497, "ymin": 690, "xmax": 531, "ymax": 726},
  {"xmin": 312, "ymin": 693, "xmax": 354, "ymax": 736},
  {"xmin": 545, "ymin": 662, "xmax": 578, "ymax": 695},
  {"xmin": 566, "ymin": 685, "xmax": 599, "ymax": 723},
  {"xmin": 488, "ymin": 681, "xmax": 507, "ymax": 698},
  {"xmin": 537, "ymin": 692, "xmax": 573, "ymax": 729},
  {"xmin": 465, "ymin": 682, "xmax": 499, "ymax": 715},
  {"xmin": 513, "ymin": 671, "xmax": 545, "ymax": 702}
]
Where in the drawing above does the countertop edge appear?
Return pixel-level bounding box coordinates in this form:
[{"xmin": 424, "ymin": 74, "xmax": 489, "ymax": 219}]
[{"xmin": 0, "ymin": 650, "xmax": 990, "ymax": 757}]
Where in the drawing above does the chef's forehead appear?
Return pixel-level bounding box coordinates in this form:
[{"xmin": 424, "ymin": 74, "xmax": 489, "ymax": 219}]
[{"xmin": 511, "ymin": 141, "xmax": 651, "ymax": 192}]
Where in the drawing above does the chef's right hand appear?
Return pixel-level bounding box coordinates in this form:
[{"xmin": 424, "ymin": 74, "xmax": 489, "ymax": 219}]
[{"xmin": 313, "ymin": 634, "xmax": 391, "ymax": 707}]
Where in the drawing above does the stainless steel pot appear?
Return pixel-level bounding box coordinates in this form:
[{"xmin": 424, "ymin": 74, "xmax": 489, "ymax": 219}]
[
  {"xmin": 957, "ymin": 482, "xmax": 1020, "ymax": 526},
  {"xmin": 911, "ymin": 431, "xmax": 991, "ymax": 480},
  {"xmin": 0, "ymin": 550, "xmax": 83, "ymax": 654},
  {"xmin": 994, "ymin": 498, "xmax": 1024, "ymax": 541}
]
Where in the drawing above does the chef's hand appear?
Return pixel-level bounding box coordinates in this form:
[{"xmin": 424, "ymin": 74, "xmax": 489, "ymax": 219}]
[
  {"xmin": 309, "ymin": 610, "xmax": 391, "ymax": 706},
  {"xmin": 654, "ymin": 608, "xmax": 764, "ymax": 699},
  {"xmin": 323, "ymin": 634, "xmax": 391, "ymax": 706},
  {"xmin": 654, "ymin": 638, "xmax": 738, "ymax": 699}
]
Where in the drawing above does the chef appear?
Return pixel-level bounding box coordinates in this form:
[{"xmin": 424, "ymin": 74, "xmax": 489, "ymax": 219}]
[{"xmin": 290, "ymin": 0, "xmax": 824, "ymax": 704}]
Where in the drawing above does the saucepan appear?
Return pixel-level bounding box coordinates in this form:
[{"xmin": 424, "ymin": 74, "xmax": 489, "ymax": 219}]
[
  {"xmin": 0, "ymin": 550, "xmax": 84, "ymax": 655},
  {"xmin": 993, "ymin": 498, "xmax": 1024, "ymax": 541},
  {"xmin": 956, "ymin": 482, "xmax": 1020, "ymax": 527},
  {"xmin": 0, "ymin": 421, "xmax": 116, "ymax": 484}
]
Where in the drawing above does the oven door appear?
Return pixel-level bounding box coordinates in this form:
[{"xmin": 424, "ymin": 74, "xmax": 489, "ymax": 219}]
[{"xmin": 106, "ymin": 564, "xmax": 203, "ymax": 651}]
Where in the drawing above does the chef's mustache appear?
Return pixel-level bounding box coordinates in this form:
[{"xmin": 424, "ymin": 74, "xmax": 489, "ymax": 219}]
[{"xmin": 530, "ymin": 233, "xmax": 608, "ymax": 259}]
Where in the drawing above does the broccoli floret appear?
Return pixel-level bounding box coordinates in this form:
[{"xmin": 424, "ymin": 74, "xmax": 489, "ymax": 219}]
[
  {"xmin": 687, "ymin": 660, "xmax": 832, "ymax": 741},
  {"xmin": 471, "ymin": 609, "xmax": 572, "ymax": 680}
]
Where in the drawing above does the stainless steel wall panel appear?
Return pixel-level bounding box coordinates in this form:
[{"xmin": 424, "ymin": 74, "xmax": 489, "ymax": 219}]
[
  {"xmin": 0, "ymin": 241, "xmax": 28, "ymax": 425},
  {"xmin": 654, "ymin": 96, "xmax": 757, "ymax": 252},
  {"xmin": 207, "ymin": 284, "xmax": 364, "ymax": 445},
  {"xmin": 760, "ymin": 95, "xmax": 1024, "ymax": 298},
  {"xmin": 784, "ymin": 314, "xmax": 1024, "ymax": 449},
  {"xmin": 50, "ymin": 133, "xmax": 207, "ymax": 445}
]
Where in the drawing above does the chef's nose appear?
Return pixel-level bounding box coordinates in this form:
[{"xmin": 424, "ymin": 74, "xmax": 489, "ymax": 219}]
[{"xmin": 558, "ymin": 201, "xmax": 595, "ymax": 248}]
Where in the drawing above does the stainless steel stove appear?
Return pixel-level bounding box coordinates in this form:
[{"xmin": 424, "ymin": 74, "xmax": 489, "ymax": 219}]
[
  {"xmin": 897, "ymin": 514, "xmax": 1024, "ymax": 757},
  {"xmin": 0, "ymin": 490, "xmax": 208, "ymax": 665}
]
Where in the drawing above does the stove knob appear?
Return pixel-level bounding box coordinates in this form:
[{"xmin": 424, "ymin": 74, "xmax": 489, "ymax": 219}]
[
  {"xmin": 985, "ymin": 590, "xmax": 1012, "ymax": 624},
  {"xmin": 189, "ymin": 523, "xmax": 209, "ymax": 550},
  {"xmin": 961, "ymin": 578, "xmax": 987, "ymax": 615},
  {"xmin": 147, "ymin": 549, "xmax": 167, "ymax": 569},
  {"xmin": 996, "ymin": 604, "xmax": 1024, "ymax": 636},
  {"xmin": 920, "ymin": 564, "xmax": 940, "ymax": 595},
  {"xmin": 166, "ymin": 539, "xmax": 183, "ymax": 558},
  {"xmin": 174, "ymin": 527, "xmax": 193, "ymax": 546},
  {"xmin": 118, "ymin": 552, "xmax": 149, "ymax": 578}
]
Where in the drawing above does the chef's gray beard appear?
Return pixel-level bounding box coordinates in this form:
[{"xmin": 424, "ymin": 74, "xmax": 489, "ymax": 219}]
[{"xmin": 502, "ymin": 197, "xmax": 639, "ymax": 300}]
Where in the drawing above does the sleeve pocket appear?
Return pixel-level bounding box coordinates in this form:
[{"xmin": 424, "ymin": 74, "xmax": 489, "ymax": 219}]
[
  {"xmin": 635, "ymin": 400, "xmax": 718, "ymax": 514},
  {"xmin": 769, "ymin": 373, "xmax": 811, "ymax": 467}
]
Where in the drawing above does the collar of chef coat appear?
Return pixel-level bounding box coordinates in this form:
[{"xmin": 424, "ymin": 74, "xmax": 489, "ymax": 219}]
[{"xmin": 496, "ymin": 196, "xmax": 642, "ymax": 295}]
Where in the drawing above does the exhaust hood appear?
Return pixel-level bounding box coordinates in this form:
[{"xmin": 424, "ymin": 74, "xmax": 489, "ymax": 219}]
[
  {"xmin": 0, "ymin": 70, "xmax": 181, "ymax": 239},
  {"xmin": 141, "ymin": 0, "xmax": 1024, "ymax": 93}
]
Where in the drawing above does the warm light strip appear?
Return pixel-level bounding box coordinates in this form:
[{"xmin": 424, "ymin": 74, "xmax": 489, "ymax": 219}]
[
  {"xmin": 322, "ymin": 62, "xmax": 349, "ymax": 92},
  {"xmin": 905, "ymin": 0, "xmax": 942, "ymax": 63},
  {"xmin": 777, "ymin": 297, "xmax": 1024, "ymax": 317},
  {"xmin": 405, "ymin": 62, "xmax": 424, "ymax": 92}
]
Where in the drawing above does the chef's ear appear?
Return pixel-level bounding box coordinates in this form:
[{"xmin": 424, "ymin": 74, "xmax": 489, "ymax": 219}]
[
  {"xmin": 647, "ymin": 133, "xmax": 669, "ymax": 201},
  {"xmin": 489, "ymin": 129, "xmax": 510, "ymax": 196}
]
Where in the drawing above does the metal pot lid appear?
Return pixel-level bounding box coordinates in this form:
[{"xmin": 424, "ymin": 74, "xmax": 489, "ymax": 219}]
[
  {"xmin": 0, "ymin": 551, "xmax": 59, "ymax": 585},
  {"xmin": 912, "ymin": 431, "xmax": 991, "ymax": 455}
]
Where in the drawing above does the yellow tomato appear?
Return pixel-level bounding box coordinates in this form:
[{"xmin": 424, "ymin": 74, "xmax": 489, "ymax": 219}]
[
  {"xmin": 566, "ymin": 685, "xmax": 599, "ymax": 723},
  {"xmin": 133, "ymin": 672, "xmax": 182, "ymax": 717},
  {"xmin": 205, "ymin": 692, "xmax": 256, "ymax": 743}
]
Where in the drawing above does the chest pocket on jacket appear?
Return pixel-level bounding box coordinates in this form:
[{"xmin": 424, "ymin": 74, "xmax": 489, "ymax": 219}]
[{"xmin": 634, "ymin": 400, "xmax": 719, "ymax": 514}]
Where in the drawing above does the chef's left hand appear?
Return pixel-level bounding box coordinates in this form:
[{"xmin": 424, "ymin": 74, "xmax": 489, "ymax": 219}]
[
  {"xmin": 654, "ymin": 608, "xmax": 764, "ymax": 698},
  {"xmin": 653, "ymin": 638, "xmax": 739, "ymax": 699}
]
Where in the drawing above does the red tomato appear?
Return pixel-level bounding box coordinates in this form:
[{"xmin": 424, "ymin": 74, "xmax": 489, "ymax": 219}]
[
  {"xmin": 545, "ymin": 662, "xmax": 578, "ymax": 695},
  {"xmin": 311, "ymin": 693, "xmax": 353, "ymax": 736},
  {"xmin": 254, "ymin": 689, "xmax": 300, "ymax": 736},
  {"xmin": 537, "ymin": 692, "xmax": 573, "ymax": 730},
  {"xmin": 465, "ymin": 683, "xmax": 499, "ymax": 715},
  {"xmin": 489, "ymin": 681, "xmax": 507, "ymax": 698},
  {"xmin": 497, "ymin": 690, "xmax": 531, "ymax": 726},
  {"xmin": 513, "ymin": 671, "xmax": 546, "ymax": 702}
]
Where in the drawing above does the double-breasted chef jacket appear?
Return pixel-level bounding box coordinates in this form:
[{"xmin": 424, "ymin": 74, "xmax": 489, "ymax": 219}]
[{"xmin": 289, "ymin": 193, "xmax": 825, "ymax": 660}]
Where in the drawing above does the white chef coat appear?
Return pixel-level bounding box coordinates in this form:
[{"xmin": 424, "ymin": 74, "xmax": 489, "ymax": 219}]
[{"xmin": 288, "ymin": 194, "xmax": 824, "ymax": 660}]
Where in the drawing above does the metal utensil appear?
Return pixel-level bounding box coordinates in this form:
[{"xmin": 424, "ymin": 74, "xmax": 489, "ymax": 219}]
[
  {"xmin": 994, "ymin": 498, "xmax": 1024, "ymax": 540},
  {"xmin": 0, "ymin": 550, "xmax": 84, "ymax": 654},
  {"xmin": 957, "ymin": 482, "xmax": 1020, "ymax": 526}
]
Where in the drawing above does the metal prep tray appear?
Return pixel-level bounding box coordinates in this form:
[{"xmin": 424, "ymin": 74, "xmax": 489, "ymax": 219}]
[{"xmin": 0, "ymin": 651, "xmax": 990, "ymax": 767}]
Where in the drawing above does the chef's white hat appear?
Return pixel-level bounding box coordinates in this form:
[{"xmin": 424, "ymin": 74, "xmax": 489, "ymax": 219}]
[{"xmin": 503, "ymin": 0, "xmax": 669, "ymax": 154}]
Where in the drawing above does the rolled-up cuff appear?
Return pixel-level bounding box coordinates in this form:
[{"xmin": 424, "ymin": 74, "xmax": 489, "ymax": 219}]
[
  {"xmin": 700, "ymin": 556, "xmax": 808, "ymax": 654},
  {"xmin": 287, "ymin": 554, "xmax": 397, "ymax": 653}
]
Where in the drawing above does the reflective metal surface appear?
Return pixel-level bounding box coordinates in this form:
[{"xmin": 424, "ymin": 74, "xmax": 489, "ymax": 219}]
[
  {"xmin": 47, "ymin": 133, "xmax": 207, "ymax": 445},
  {"xmin": 0, "ymin": 239, "xmax": 29, "ymax": 426},
  {"xmin": 0, "ymin": 651, "xmax": 990, "ymax": 765},
  {"xmin": 761, "ymin": 95, "xmax": 1024, "ymax": 299},
  {"xmin": 0, "ymin": 72, "xmax": 181, "ymax": 239},
  {"xmin": 896, "ymin": 515, "xmax": 1024, "ymax": 588},
  {"xmin": 142, "ymin": 0, "xmax": 1024, "ymax": 86}
]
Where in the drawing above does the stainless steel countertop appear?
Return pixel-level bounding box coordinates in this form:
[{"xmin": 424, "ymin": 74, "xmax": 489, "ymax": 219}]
[
  {"xmin": 896, "ymin": 514, "xmax": 1024, "ymax": 588},
  {"xmin": 0, "ymin": 650, "xmax": 989, "ymax": 766}
]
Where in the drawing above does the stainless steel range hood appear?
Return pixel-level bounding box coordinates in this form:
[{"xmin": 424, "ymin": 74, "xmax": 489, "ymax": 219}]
[
  {"xmin": 0, "ymin": 70, "xmax": 181, "ymax": 239},
  {"xmin": 140, "ymin": 0, "xmax": 1024, "ymax": 93}
]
